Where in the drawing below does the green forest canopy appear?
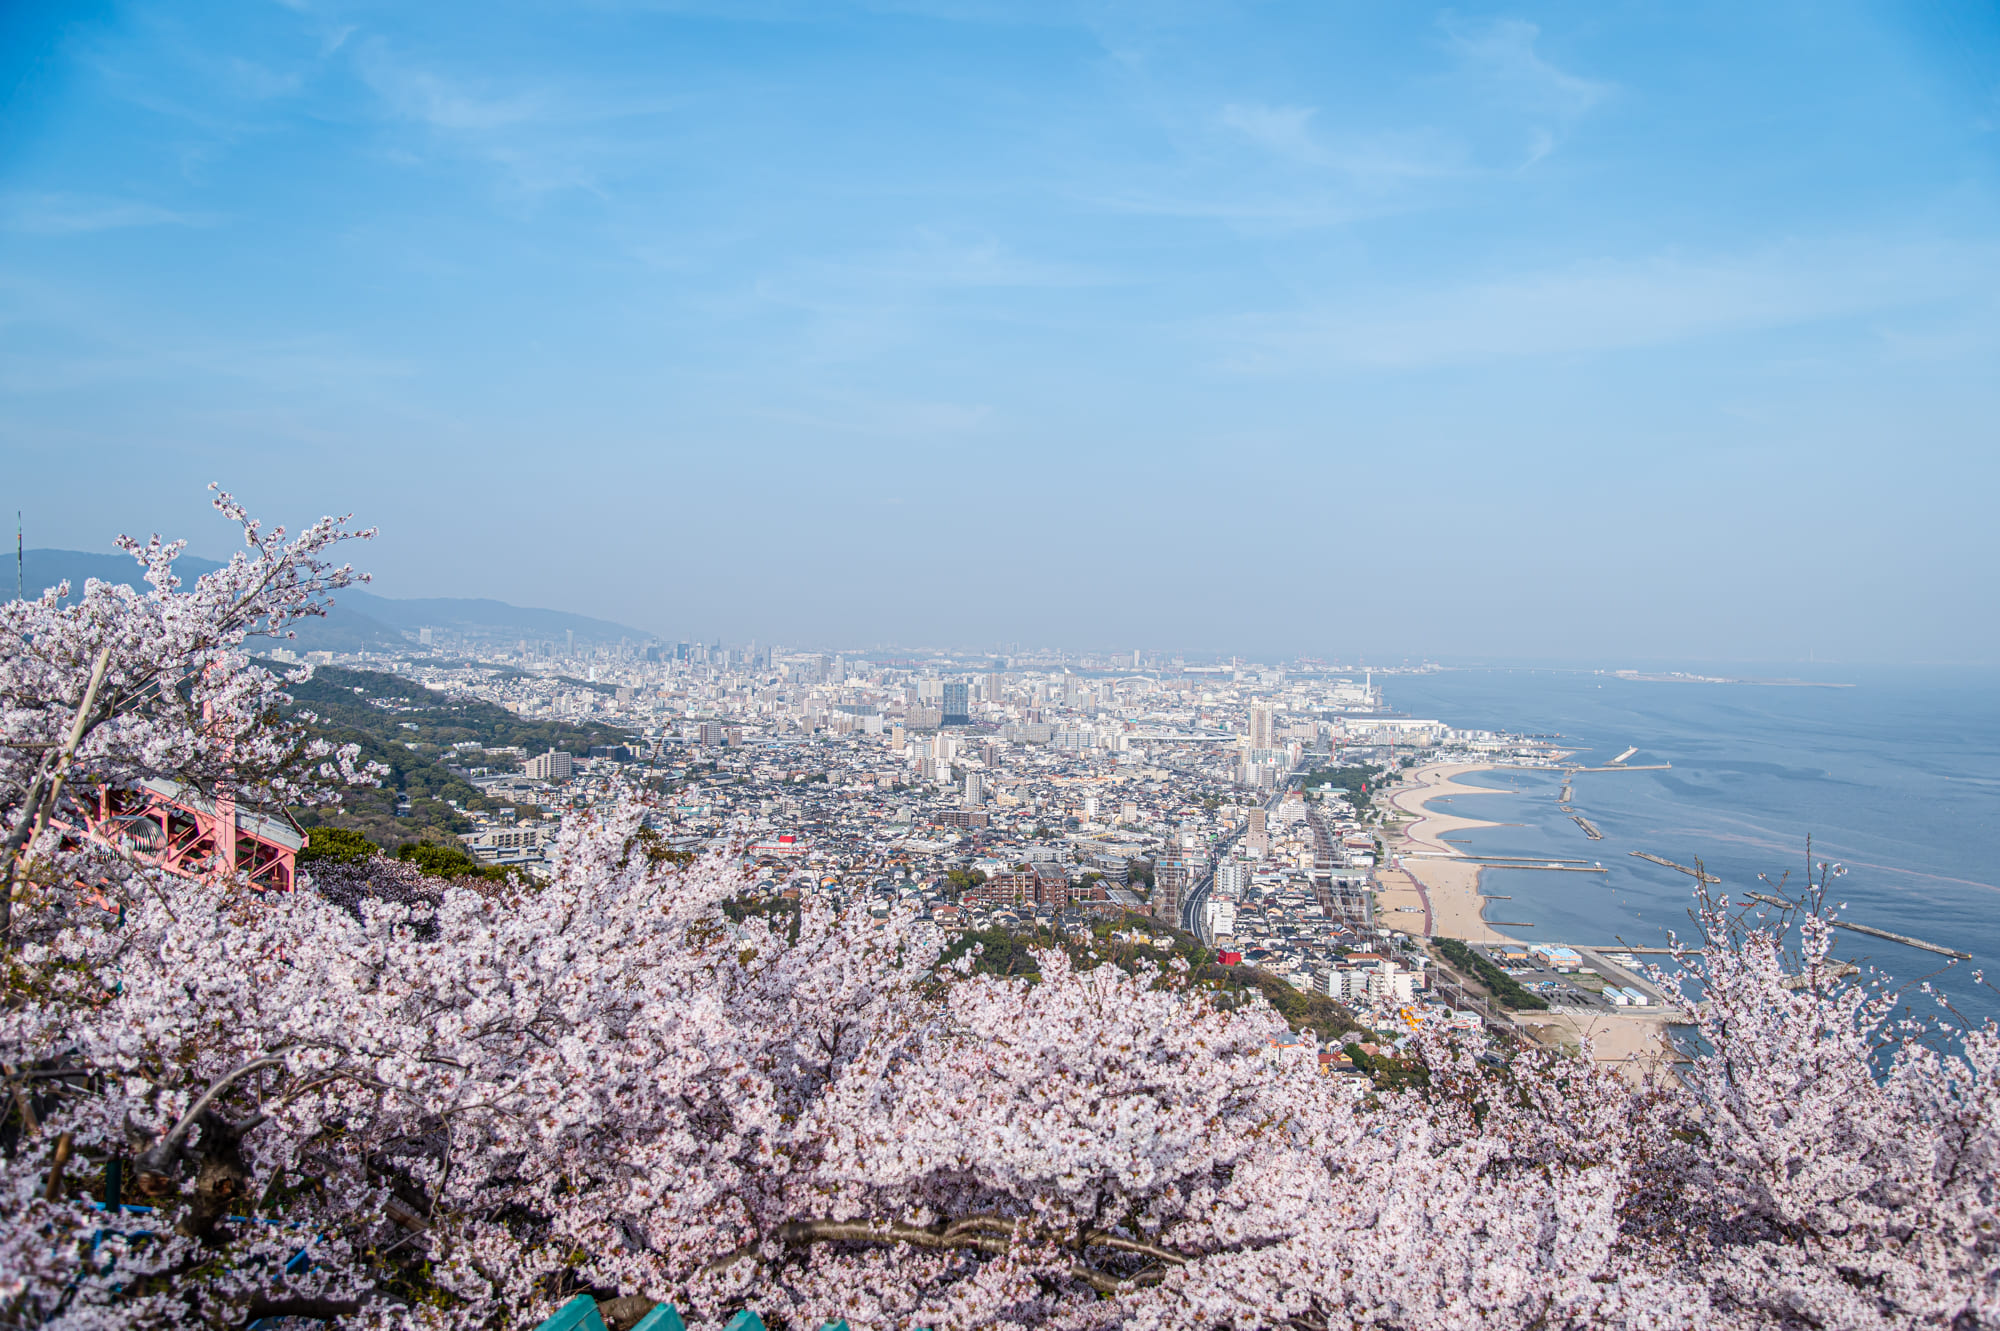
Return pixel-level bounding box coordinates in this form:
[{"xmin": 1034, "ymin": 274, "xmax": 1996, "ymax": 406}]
[{"xmin": 265, "ymin": 661, "xmax": 631, "ymax": 850}]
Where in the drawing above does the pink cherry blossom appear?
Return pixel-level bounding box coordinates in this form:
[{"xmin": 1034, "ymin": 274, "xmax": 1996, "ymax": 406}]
[{"xmin": 3, "ymin": 501, "xmax": 1993, "ymax": 1330}]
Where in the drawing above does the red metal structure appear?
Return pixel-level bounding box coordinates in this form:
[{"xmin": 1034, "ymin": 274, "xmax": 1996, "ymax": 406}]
[{"xmin": 85, "ymin": 778, "xmax": 304, "ymax": 891}]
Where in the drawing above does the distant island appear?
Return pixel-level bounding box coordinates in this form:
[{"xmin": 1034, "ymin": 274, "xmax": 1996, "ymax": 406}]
[{"xmin": 1610, "ymin": 670, "xmax": 1854, "ymax": 688}]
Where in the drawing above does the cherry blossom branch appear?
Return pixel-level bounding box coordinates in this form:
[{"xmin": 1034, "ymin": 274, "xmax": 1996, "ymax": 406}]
[
  {"xmin": 698, "ymin": 1217, "xmax": 1190, "ymax": 1296},
  {"xmin": 0, "ymin": 645, "xmax": 112, "ymax": 942},
  {"xmin": 133, "ymin": 1051, "xmax": 297, "ymax": 1182}
]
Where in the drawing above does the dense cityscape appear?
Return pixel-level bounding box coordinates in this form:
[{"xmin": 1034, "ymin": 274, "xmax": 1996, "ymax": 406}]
[
  {"xmin": 265, "ymin": 621, "xmax": 1660, "ymax": 1065},
  {"xmin": 4, "ymin": 512, "xmax": 1990, "ymax": 1331}
]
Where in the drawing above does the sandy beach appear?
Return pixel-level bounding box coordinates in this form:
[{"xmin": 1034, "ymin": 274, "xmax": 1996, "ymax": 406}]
[
  {"xmin": 1514, "ymin": 1009, "xmax": 1677, "ymax": 1083},
  {"xmin": 1379, "ymin": 763, "xmax": 1680, "ymax": 1082},
  {"xmin": 1376, "ymin": 763, "xmax": 1513, "ymax": 944}
]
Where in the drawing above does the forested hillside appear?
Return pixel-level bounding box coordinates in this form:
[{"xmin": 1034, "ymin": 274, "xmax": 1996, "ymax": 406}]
[{"xmin": 270, "ymin": 662, "xmax": 633, "ymax": 848}]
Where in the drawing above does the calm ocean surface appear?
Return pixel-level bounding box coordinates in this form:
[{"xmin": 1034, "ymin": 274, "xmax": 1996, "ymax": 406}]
[{"xmin": 1380, "ymin": 667, "xmax": 2000, "ymax": 1027}]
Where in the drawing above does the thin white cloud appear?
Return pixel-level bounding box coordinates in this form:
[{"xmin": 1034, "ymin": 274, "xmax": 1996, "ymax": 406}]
[
  {"xmin": 356, "ymin": 52, "xmax": 546, "ymax": 132},
  {"xmin": 349, "ymin": 42, "xmax": 682, "ymax": 196},
  {"xmin": 807, "ymin": 232, "xmax": 1106, "ymax": 290},
  {"xmin": 1442, "ymin": 15, "xmax": 1610, "ymax": 119},
  {"xmin": 1212, "ymin": 241, "xmax": 2000, "ymax": 371},
  {"xmin": 579, "ymin": 0, "xmax": 1078, "ymax": 23},
  {"xmin": 0, "ymin": 265, "xmax": 413, "ymax": 396},
  {"xmin": 700, "ymin": 232, "xmax": 1110, "ymax": 368},
  {"xmin": 1085, "ymin": 185, "xmax": 1364, "ymax": 229},
  {"xmin": 1216, "ymin": 103, "xmax": 1463, "ymax": 189},
  {"xmin": 225, "ymin": 57, "xmax": 303, "ymax": 100},
  {"xmin": 354, "ymin": 40, "xmax": 683, "ymax": 133},
  {"xmin": 1220, "ymin": 103, "xmax": 1321, "ymax": 163},
  {"xmin": 3, "ymin": 193, "xmax": 214, "ymax": 235},
  {"xmin": 1436, "ymin": 15, "xmax": 1611, "ymax": 168},
  {"xmin": 1099, "ymin": 106, "xmax": 1460, "ymax": 232}
]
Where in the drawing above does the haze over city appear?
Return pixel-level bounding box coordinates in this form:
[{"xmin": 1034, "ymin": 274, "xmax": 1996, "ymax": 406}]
[{"xmin": 4, "ymin": 1, "xmax": 1998, "ymax": 661}]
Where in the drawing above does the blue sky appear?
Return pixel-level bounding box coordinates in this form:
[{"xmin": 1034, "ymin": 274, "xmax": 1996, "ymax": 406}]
[{"xmin": 3, "ymin": 1, "xmax": 1997, "ymax": 662}]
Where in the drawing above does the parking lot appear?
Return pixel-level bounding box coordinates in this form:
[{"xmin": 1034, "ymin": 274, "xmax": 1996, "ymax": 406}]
[{"xmin": 1471, "ymin": 942, "xmax": 1667, "ymax": 1011}]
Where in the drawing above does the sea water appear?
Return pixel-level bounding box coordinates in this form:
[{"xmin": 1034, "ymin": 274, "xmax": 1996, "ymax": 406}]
[{"xmin": 1381, "ymin": 666, "xmax": 2000, "ymax": 1028}]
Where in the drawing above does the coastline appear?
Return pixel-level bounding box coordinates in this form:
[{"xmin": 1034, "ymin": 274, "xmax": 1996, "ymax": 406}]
[
  {"xmin": 1378, "ymin": 761, "xmax": 1677, "ymax": 1081},
  {"xmin": 1377, "ymin": 762, "xmax": 1512, "ymax": 944}
]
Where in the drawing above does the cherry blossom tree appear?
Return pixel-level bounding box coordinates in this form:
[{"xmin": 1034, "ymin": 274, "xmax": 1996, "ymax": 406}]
[
  {"xmin": 2, "ymin": 501, "xmax": 1995, "ymax": 1330},
  {"xmin": 1636, "ymin": 882, "xmax": 2000, "ymax": 1330},
  {"xmin": 0, "ymin": 486, "xmax": 375, "ymax": 944},
  {"xmin": 9, "ymin": 817, "xmax": 1990, "ymax": 1329}
]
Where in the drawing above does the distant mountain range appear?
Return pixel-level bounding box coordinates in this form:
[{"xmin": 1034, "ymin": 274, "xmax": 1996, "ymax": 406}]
[{"xmin": 16, "ymin": 549, "xmax": 656, "ymax": 651}]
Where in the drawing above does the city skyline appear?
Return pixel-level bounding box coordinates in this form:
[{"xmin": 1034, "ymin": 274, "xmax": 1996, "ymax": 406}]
[{"xmin": 5, "ymin": 2, "xmax": 1999, "ymax": 662}]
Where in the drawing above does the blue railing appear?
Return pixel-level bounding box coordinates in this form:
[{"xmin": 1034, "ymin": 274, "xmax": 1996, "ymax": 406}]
[
  {"xmin": 535, "ymin": 1294, "xmax": 881, "ymax": 1331},
  {"xmin": 70, "ymin": 1194, "xmax": 316, "ymax": 1331}
]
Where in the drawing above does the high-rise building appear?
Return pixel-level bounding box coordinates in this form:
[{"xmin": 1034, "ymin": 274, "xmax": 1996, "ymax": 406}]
[
  {"xmin": 1249, "ymin": 703, "xmax": 1274, "ymax": 752},
  {"xmin": 984, "ymin": 672, "xmax": 1005, "ymax": 703},
  {"xmin": 696, "ymin": 721, "xmax": 726, "ymax": 747},
  {"xmin": 1153, "ymin": 850, "xmax": 1195, "ymax": 926},
  {"xmin": 964, "ymin": 772, "xmax": 984, "ymax": 809},
  {"xmin": 941, "ymin": 681, "xmax": 970, "ymax": 725},
  {"xmin": 1249, "ymin": 808, "xmax": 1267, "ymax": 836}
]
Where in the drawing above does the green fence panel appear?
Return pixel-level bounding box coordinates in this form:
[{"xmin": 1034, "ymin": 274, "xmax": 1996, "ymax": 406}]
[
  {"xmin": 631, "ymin": 1303, "xmax": 687, "ymax": 1331},
  {"xmin": 531, "ymin": 1294, "xmax": 903, "ymax": 1331},
  {"xmin": 537, "ymin": 1295, "xmax": 607, "ymax": 1331}
]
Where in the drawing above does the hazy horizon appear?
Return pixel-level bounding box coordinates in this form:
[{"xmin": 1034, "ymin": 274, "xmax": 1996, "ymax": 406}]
[
  {"xmin": 20, "ymin": 542, "xmax": 2000, "ymax": 672},
  {"xmin": 5, "ymin": 2, "xmax": 1997, "ymax": 663}
]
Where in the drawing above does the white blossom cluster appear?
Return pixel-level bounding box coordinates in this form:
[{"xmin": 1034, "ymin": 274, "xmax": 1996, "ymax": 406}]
[
  {"xmin": 1, "ymin": 503, "xmax": 1994, "ymax": 1330},
  {"xmin": 2, "ymin": 819, "xmax": 1994, "ymax": 1330},
  {"xmin": 0, "ymin": 488, "xmax": 377, "ymax": 934}
]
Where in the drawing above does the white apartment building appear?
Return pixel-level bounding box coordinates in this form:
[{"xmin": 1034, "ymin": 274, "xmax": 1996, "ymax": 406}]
[
  {"xmin": 1202, "ymin": 897, "xmax": 1236, "ymax": 944},
  {"xmin": 524, "ymin": 749, "xmax": 573, "ymax": 781},
  {"xmin": 1368, "ymin": 967, "xmax": 1418, "ymax": 1005},
  {"xmin": 1317, "ymin": 961, "xmax": 1418, "ymax": 1006}
]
